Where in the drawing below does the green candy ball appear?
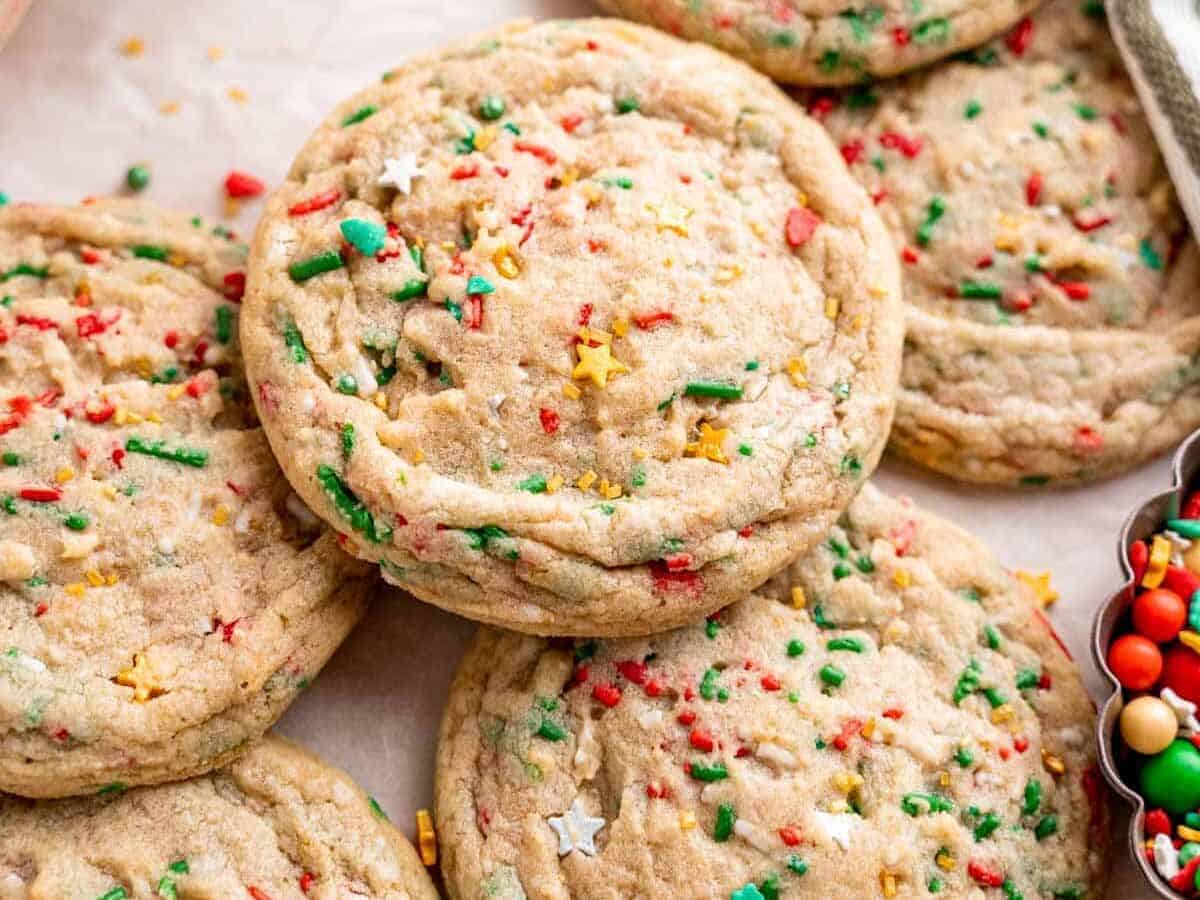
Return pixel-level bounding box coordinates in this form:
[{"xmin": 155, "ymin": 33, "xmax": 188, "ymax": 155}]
[{"xmin": 1142, "ymin": 740, "xmax": 1200, "ymax": 815}]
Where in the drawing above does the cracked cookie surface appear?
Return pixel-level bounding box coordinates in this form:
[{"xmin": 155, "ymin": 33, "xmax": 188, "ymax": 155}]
[
  {"xmin": 435, "ymin": 484, "xmax": 1108, "ymax": 899},
  {"xmin": 0, "ymin": 734, "xmax": 438, "ymax": 899},
  {"xmin": 590, "ymin": 0, "xmax": 1045, "ymax": 86},
  {"xmin": 242, "ymin": 18, "xmax": 903, "ymax": 636},
  {"xmin": 0, "ymin": 200, "xmax": 372, "ymax": 798},
  {"xmin": 815, "ymin": 1, "xmax": 1200, "ymax": 484}
]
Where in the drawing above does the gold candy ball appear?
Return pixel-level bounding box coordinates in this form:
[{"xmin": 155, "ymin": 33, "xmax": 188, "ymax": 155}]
[{"xmin": 1121, "ymin": 695, "xmax": 1179, "ymax": 755}]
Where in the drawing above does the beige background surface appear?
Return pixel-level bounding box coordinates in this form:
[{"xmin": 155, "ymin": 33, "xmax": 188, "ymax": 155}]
[{"xmin": 0, "ymin": 1, "xmax": 1165, "ymax": 895}]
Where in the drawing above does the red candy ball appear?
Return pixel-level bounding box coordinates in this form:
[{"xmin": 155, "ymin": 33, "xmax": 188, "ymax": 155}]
[
  {"xmin": 1133, "ymin": 588, "xmax": 1188, "ymax": 642},
  {"xmin": 1108, "ymin": 634, "xmax": 1164, "ymax": 691},
  {"xmin": 1163, "ymin": 644, "xmax": 1200, "ymax": 705}
]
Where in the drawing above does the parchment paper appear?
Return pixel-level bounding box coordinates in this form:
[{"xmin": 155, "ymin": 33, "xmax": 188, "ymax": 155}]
[{"xmin": 0, "ymin": 2, "xmax": 1163, "ymax": 894}]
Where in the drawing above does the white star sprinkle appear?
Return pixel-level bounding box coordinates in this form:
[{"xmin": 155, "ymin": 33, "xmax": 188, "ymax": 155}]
[
  {"xmin": 547, "ymin": 798, "xmax": 605, "ymax": 857},
  {"xmin": 378, "ymin": 153, "xmax": 424, "ymax": 195}
]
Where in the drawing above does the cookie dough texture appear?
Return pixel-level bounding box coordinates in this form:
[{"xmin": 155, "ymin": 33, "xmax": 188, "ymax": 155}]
[
  {"xmin": 436, "ymin": 485, "xmax": 1109, "ymax": 899},
  {"xmin": 817, "ymin": 1, "xmax": 1200, "ymax": 484},
  {"xmin": 0, "ymin": 201, "xmax": 373, "ymax": 798},
  {"xmin": 0, "ymin": 734, "xmax": 439, "ymax": 899},
  {"xmin": 242, "ymin": 18, "xmax": 903, "ymax": 637},
  {"xmin": 591, "ymin": 0, "xmax": 1045, "ymax": 86}
]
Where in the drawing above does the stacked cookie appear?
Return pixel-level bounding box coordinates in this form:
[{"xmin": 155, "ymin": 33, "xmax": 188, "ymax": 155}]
[{"xmin": 8, "ymin": 0, "xmax": 1192, "ymax": 895}]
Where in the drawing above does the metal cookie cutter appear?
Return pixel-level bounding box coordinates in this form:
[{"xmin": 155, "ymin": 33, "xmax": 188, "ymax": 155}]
[{"xmin": 1093, "ymin": 429, "xmax": 1200, "ymax": 898}]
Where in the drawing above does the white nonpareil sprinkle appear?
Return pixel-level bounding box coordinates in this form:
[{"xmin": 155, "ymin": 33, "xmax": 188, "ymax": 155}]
[{"xmin": 811, "ymin": 810, "xmax": 857, "ymax": 850}]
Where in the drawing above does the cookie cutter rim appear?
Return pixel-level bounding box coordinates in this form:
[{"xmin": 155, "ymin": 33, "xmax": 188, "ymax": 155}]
[{"xmin": 1092, "ymin": 428, "xmax": 1200, "ymax": 898}]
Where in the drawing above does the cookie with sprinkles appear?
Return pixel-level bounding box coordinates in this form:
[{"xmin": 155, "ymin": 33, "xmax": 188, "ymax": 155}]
[
  {"xmin": 0, "ymin": 733, "xmax": 439, "ymax": 898},
  {"xmin": 241, "ymin": 18, "xmax": 904, "ymax": 636},
  {"xmin": 815, "ymin": 0, "xmax": 1200, "ymax": 485},
  {"xmin": 0, "ymin": 200, "xmax": 373, "ymax": 798},
  {"xmin": 435, "ymin": 484, "xmax": 1109, "ymax": 899},
  {"xmin": 590, "ymin": 0, "xmax": 1046, "ymax": 86}
]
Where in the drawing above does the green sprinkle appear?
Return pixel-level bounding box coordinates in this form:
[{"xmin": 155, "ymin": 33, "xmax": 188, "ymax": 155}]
[
  {"xmin": 0, "ymin": 192, "xmax": 7, "ymax": 206},
  {"xmin": 478, "ymin": 95, "xmax": 506, "ymax": 120},
  {"xmin": 64, "ymin": 512, "xmax": 89, "ymax": 531},
  {"xmin": 689, "ymin": 761, "xmax": 728, "ymax": 782},
  {"xmin": 964, "ymin": 99, "xmax": 982, "ymax": 119},
  {"xmin": 215, "ymin": 304, "xmax": 233, "ymax": 344},
  {"xmin": 1168, "ymin": 518, "xmax": 1200, "ymax": 539},
  {"xmin": 959, "ymin": 281, "xmax": 1002, "ymax": 300},
  {"xmin": 340, "ymin": 218, "xmax": 387, "ymax": 255},
  {"xmin": 901, "ymin": 792, "xmax": 954, "ymax": 816},
  {"xmin": 786, "ymin": 639, "xmax": 805, "ymax": 657},
  {"xmin": 982, "ymin": 687, "xmax": 1007, "ymax": 708},
  {"xmin": 125, "ymin": 436, "xmax": 208, "ymax": 468},
  {"xmin": 517, "ymin": 473, "xmax": 547, "ymax": 494},
  {"xmin": 391, "ymin": 279, "xmax": 427, "ymax": 301},
  {"xmin": 700, "ymin": 667, "xmax": 722, "ymax": 701},
  {"xmin": 1002, "ymin": 879, "xmax": 1024, "ymax": 900},
  {"xmin": 787, "ymin": 855, "xmax": 808, "ymax": 876},
  {"xmin": 132, "ymin": 244, "xmax": 168, "ymax": 261},
  {"xmin": 1033, "ymin": 121, "xmax": 1049, "ymax": 138},
  {"xmin": 537, "ymin": 718, "xmax": 567, "ymax": 741},
  {"xmin": 126, "ymin": 165, "xmax": 151, "ymax": 191},
  {"xmin": 812, "ymin": 604, "xmax": 835, "ymax": 630},
  {"xmin": 973, "ymin": 811, "xmax": 1001, "ymax": 841},
  {"xmin": 503, "ymin": 121, "xmax": 521, "ymax": 135},
  {"xmin": 960, "ymin": 587, "xmax": 982, "ymax": 603},
  {"xmin": 466, "ymin": 275, "xmax": 495, "ymax": 295},
  {"xmin": 819, "ymin": 48, "xmax": 841, "ymax": 72},
  {"xmin": 98, "ymin": 781, "xmax": 126, "ymax": 795},
  {"xmin": 445, "ymin": 299, "xmax": 463, "ymax": 322},
  {"xmin": 2, "ymin": 452, "xmax": 19, "ymax": 466},
  {"xmin": 819, "ymin": 664, "xmax": 845, "ymax": 687},
  {"xmin": 288, "ymin": 249, "xmax": 344, "ymax": 282},
  {"xmin": 462, "ymin": 524, "xmax": 508, "ymax": 551},
  {"xmin": 1015, "ymin": 668, "xmax": 1040, "ymax": 690},
  {"xmin": 714, "ymin": 802, "xmax": 736, "ymax": 841},
  {"xmin": 953, "ymin": 659, "xmax": 982, "ymax": 704},
  {"xmin": 839, "ymin": 455, "xmax": 861, "ymax": 477},
  {"xmin": 156, "ymin": 876, "xmax": 177, "ymax": 899},
  {"xmin": 316, "ymin": 464, "xmax": 391, "ymax": 543},
  {"xmin": 1140, "ymin": 237, "xmax": 1164, "ymax": 271},
  {"xmin": 1, "ymin": 262, "xmax": 49, "ymax": 282},
  {"xmin": 744, "ymin": 359, "xmax": 759, "ymax": 371},
  {"xmin": 337, "ymin": 374, "xmax": 359, "ymax": 395},
  {"xmin": 735, "ymin": 443, "xmax": 753, "ymax": 458},
  {"xmin": 656, "ymin": 393, "xmax": 676, "ymax": 412},
  {"xmin": 928, "ymin": 877, "xmax": 943, "ymax": 893},
  {"xmin": 956, "ymin": 745, "xmax": 975, "ymax": 767},
  {"xmin": 855, "ymin": 555, "xmax": 874, "ymax": 574},
  {"xmin": 341, "ymin": 104, "xmax": 378, "ymax": 126},
  {"xmin": 283, "ymin": 319, "xmax": 308, "ymax": 363},
  {"xmin": 1022, "ymin": 778, "xmax": 1041, "ymax": 815},
  {"xmin": 1020, "ymin": 474, "xmax": 1051, "ymax": 486},
  {"xmin": 368, "ymin": 796, "xmax": 389, "ymax": 820},
  {"xmin": 2, "ymin": 496, "xmax": 16, "ymax": 515},
  {"xmin": 169, "ymin": 859, "xmax": 189, "ymax": 875},
  {"xmin": 631, "ymin": 464, "xmax": 647, "ymax": 487},
  {"xmin": 1073, "ymin": 102, "xmax": 1097, "ymax": 120},
  {"xmin": 758, "ymin": 874, "xmax": 780, "ymax": 900},
  {"xmin": 684, "ymin": 380, "xmax": 743, "ymax": 401},
  {"xmin": 913, "ymin": 17, "xmax": 950, "ymax": 43},
  {"xmin": 828, "ymin": 538, "xmax": 849, "ymax": 559},
  {"xmin": 615, "ymin": 96, "xmax": 640, "ymax": 114},
  {"xmin": 97, "ymin": 889, "xmax": 128, "ymax": 900},
  {"xmin": 341, "ymin": 423, "xmax": 355, "ymax": 458},
  {"xmin": 826, "ymin": 637, "xmax": 864, "ymax": 653},
  {"xmin": 916, "ymin": 196, "xmax": 946, "ymax": 246},
  {"xmin": 983, "ymin": 624, "xmax": 1001, "ymax": 650}
]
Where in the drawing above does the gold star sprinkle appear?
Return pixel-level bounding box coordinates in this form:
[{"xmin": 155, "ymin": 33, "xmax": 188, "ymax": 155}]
[
  {"xmin": 120, "ymin": 36, "xmax": 145, "ymax": 57},
  {"xmin": 648, "ymin": 199, "xmax": 693, "ymax": 236},
  {"xmin": 1016, "ymin": 570, "xmax": 1058, "ymax": 607},
  {"xmin": 115, "ymin": 653, "xmax": 164, "ymax": 703},
  {"xmin": 572, "ymin": 343, "xmax": 628, "ymax": 388},
  {"xmin": 685, "ymin": 422, "xmax": 729, "ymax": 464}
]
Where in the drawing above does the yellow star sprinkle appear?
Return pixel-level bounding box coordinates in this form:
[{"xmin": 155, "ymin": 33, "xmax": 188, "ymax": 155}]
[
  {"xmin": 115, "ymin": 653, "xmax": 164, "ymax": 703},
  {"xmin": 790, "ymin": 586, "xmax": 806, "ymax": 608},
  {"xmin": 576, "ymin": 470, "xmax": 598, "ymax": 491},
  {"xmin": 572, "ymin": 343, "xmax": 628, "ymax": 388},
  {"xmin": 648, "ymin": 199, "xmax": 693, "ymax": 236},
  {"xmin": 786, "ymin": 357, "xmax": 808, "ymax": 389},
  {"xmin": 685, "ymin": 422, "xmax": 729, "ymax": 464},
  {"xmin": 1016, "ymin": 570, "xmax": 1058, "ymax": 607},
  {"xmin": 893, "ymin": 569, "xmax": 911, "ymax": 589}
]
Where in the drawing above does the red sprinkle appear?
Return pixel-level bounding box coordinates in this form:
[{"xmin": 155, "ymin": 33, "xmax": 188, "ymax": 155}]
[
  {"xmin": 968, "ymin": 861, "xmax": 1004, "ymax": 888},
  {"xmin": 560, "ymin": 113, "xmax": 585, "ymax": 133},
  {"xmin": 223, "ymin": 271, "xmax": 246, "ymax": 302},
  {"xmin": 85, "ymin": 402, "xmax": 115, "ymax": 424},
  {"xmin": 650, "ymin": 564, "xmax": 704, "ymax": 598},
  {"xmin": 616, "ymin": 660, "xmax": 648, "ymax": 685},
  {"xmin": 677, "ymin": 710, "xmax": 696, "ymax": 726},
  {"xmin": 288, "ymin": 189, "xmax": 342, "ymax": 216},
  {"xmin": 225, "ymin": 171, "xmax": 266, "ymax": 199},
  {"xmin": 591, "ymin": 682, "xmax": 622, "ymax": 708},
  {"xmin": 75, "ymin": 313, "xmax": 109, "ymax": 339},
  {"xmin": 881, "ymin": 707, "xmax": 904, "ymax": 719},
  {"xmin": 840, "ymin": 139, "xmax": 865, "ymax": 165},
  {"xmin": 760, "ymin": 674, "xmax": 781, "ymax": 692},
  {"xmin": 514, "ymin": 141, "xmax": 558, "ymax": 165},
  {"xmin": 784, "ymin": 207, "xmax": 821, "ymax": 249},
  {"xmin": 664, "ymin": 552, "xmax": 694, "ymax": 572},
  {"xmin": 468, "ymin": 295, "xmax": 484, "ymax": 330},
  {"xmin": 299, "ymin": 873, "xmax": 316, "ymax": 894},
  {"xmin": 901, "ymin": 246, "xmax": 920, "ymax": 265},
  {"xmin": 1025, "ymin": 171, "xmax": 1043, "ymax": 206},
  {"xmin": 892, "ymin": 26, "xmax": 911, "ymax": 46},
  {"xmin": 1056, "ymin": 280, "xmax": 1091, "ymax": 301},
  {"xmin": 1072, "ymin": 426, "xmax": 1104, "ymax": 455},
  {"xmin": 19, "ymin": 487, "xmax": 62, "ymax": 503},
  {"xmin": 1006, "ymin": 16, "xmax": 1034, "ymax": 56},
  {"xmin": 17, "ymin": 314, "xmax": 57, "ymax": 331},
  {"xmin": 247, "ymin": 888, "xmax": 272, "ymax": 900},
  {"xmin": 832, "ymin": 719, "xmax": 862, "ymax": 751},
  {"xmin": 778, "ymin": 826, "xmax": 802, "ymax": 847},
  {"xmin": 111, "ymin": 448, "xmax": 126, "ymax": 469},
  {"xmin": 878, "ymin": 131, "xmax": 923, "ymax": 158},
  {"xmin": 634, "ymin": 310, "xmax": 675, "ymax": 330},
  {"xmin": 539, "ymin": 407, "xmax": 560, "ymax": 435},
  {"xmin": 689, "ymin": 728, "xmax": 715, "ymax": 752},
  {"xmin": 1072, "ymin": 210, "xmax": 1112, "ymax": 233},
  {"xmin": 450, "ymin": 162, "xmax": 480, "ymax": 180}
]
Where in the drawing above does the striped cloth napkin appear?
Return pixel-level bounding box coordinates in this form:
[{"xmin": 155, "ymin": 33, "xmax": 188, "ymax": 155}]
[{"xmin": 1107, "ymin": 0, "xmax": 1200, "ymax": 236}]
